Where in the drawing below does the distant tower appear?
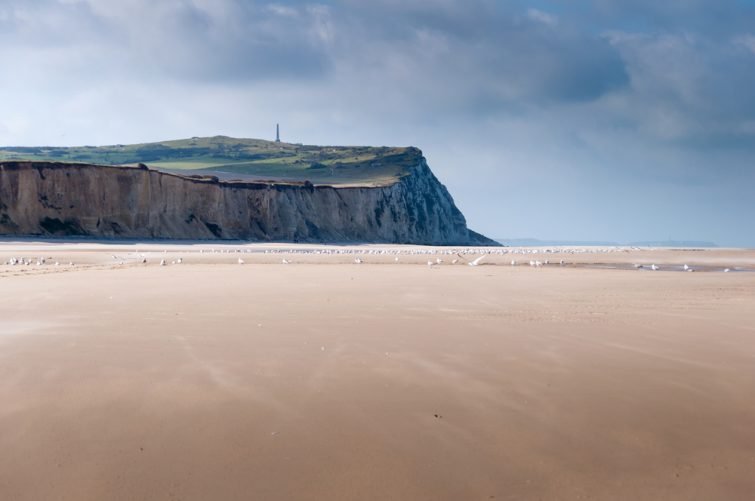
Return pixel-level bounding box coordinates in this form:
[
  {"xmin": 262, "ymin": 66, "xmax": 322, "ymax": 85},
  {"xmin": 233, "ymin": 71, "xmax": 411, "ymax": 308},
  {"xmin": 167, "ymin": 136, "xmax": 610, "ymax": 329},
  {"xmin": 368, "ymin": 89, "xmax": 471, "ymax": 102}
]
[{"xmin": 275, "ymin": 123, "xmax": 280, "ymax": 143}]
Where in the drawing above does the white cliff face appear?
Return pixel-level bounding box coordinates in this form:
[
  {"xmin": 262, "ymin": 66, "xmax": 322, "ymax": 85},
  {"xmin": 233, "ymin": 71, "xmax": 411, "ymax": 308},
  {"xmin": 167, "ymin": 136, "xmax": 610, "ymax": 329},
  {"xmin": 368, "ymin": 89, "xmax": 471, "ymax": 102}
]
[{"xmin": 0, "ymin": 158, "xmax": 496, "ymax": 245}]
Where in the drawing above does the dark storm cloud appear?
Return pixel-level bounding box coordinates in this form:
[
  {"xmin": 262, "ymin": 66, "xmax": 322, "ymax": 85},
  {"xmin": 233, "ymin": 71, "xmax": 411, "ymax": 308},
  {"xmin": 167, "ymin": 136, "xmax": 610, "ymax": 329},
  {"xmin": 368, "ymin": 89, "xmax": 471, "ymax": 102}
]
[
  {"xmin": 333, "ymin": 0, "xmax": 629, "ymax": 107},
  {"xmin": 0, "ymin": 0, "xmax": 629, "ymax": 101},
  {"xmin": 2, "ymin": 0, "xmax": 754, "ymax": 138}
]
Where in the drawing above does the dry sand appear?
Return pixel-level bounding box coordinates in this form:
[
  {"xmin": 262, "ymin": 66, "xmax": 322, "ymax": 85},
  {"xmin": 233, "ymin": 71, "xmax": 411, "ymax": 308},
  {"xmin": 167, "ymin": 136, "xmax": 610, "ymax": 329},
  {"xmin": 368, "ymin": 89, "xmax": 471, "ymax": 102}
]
[{"xmin": 1, "ymin": 242, "xmax": 755, "ymax": 500}]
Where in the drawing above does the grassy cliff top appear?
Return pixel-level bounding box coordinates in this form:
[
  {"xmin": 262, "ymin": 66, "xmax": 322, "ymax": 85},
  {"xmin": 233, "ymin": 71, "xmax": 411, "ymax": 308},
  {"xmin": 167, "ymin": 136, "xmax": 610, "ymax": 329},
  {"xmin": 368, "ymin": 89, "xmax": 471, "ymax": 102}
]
[{"xmin": 0, "ymin": 136, "xmax": 422, "ymax": 186}]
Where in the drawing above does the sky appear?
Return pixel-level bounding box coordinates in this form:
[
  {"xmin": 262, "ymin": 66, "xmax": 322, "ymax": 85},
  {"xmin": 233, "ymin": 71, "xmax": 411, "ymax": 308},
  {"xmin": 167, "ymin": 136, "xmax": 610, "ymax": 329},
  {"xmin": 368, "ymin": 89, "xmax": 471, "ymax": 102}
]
[{"xmin": 1, "ymin": 0, "xmax": 754, "ymax": 246}]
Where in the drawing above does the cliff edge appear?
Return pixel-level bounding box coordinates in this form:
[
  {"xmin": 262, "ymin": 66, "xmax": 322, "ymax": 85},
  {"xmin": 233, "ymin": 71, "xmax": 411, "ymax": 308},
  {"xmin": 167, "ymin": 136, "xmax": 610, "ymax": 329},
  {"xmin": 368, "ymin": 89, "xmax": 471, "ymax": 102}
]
[{"xmin": 0, "ymin": 153, "xmax": 497, "ymax": 246}]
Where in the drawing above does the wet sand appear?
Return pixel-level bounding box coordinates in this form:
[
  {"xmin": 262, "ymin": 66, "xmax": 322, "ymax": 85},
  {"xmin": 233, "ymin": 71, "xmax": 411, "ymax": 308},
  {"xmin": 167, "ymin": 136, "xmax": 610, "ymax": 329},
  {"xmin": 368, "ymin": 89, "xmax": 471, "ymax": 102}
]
[{"xmin": 1, "ymin": 243, "xmax": 755, "ymax": 500}]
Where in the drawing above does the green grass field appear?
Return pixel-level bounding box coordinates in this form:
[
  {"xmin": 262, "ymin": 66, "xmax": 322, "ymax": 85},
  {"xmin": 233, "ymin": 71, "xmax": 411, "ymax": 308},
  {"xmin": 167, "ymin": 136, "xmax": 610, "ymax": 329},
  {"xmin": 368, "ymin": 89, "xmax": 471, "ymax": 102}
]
[{"xmin": 0, "ymin": 136, "xmax": 421, "ymax": 186}]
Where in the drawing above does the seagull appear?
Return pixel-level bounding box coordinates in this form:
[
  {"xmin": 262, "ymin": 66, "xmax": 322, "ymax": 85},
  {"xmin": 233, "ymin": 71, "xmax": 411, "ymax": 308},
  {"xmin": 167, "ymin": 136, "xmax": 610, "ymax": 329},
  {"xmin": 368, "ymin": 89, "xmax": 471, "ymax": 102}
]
[
  {"xmin": 468, "ymin": 255, "xmax": 485, "ymax": 267},
  {"xmin": 683, "ymin": 264, "xmax": 690, "ymax": 271},
  {"xmin": 651, "ymin": 264, "xmax": 659, "ymax": 271},
  {"xmin": 511, "ymin": 260, "xmax": 517, "ymax": 266},
  {"xmin": 160, "ymin": 259, "xmax": 166, "ymax": 266},
  {"xmin": 281, "ymin": 259, "xmax": 289, "ymax": 265},
  {"xmin": 177, "ymin": 258, "xmax": 183, "ymax": 264},
  {"xmin": 354, "ymin": 257, "xmax": 363, "ymax": 264},
  {"xmin": 451, "ymin": 259, "xmax": 459, "ymax": 264},
  {"xmin": 724, "ymin": 268, "xmax": 731, "ymax": 273},
  {"xmin": 238, "ymin": 258, "xmax": 245, "ymax": 265}
]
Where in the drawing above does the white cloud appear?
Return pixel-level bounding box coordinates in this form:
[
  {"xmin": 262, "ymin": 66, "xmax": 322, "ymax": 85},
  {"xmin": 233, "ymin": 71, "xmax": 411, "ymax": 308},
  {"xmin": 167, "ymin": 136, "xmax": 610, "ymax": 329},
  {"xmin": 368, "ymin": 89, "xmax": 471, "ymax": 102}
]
[
  {"xmin": 526, "ymin": 8, "xmax": 557, "ymax": 27},
  {"xmin": 266, "ymin": 3, "xmax": 299, "ymax": 18},
  {"xmin": 734, "ymin": 34, "xmax": 755, "ymax": 54}
]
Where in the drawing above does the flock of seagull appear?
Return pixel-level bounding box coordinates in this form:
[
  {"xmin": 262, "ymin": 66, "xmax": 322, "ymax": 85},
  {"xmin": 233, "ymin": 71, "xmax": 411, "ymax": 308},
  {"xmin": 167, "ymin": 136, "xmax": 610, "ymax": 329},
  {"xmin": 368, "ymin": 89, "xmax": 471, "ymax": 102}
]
[
  {"xmin": 4, "ymin": 257, "xmax": 73, "ymax": 267},
  {"xmin": 0, "ymin": 246, "xmax": 739, "ymax": 273}
]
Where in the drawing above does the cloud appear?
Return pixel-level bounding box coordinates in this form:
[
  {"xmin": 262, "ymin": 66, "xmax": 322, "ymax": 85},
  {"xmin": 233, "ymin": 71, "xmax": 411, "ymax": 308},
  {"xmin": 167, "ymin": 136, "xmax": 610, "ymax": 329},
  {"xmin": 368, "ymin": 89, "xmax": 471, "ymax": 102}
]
[
  {"xmin": 0, "ymin": 0, "xmax": 630, "ymax": 101},
  {"xmin": 527, "ymin": 8, "xmax": 558, "ymax": 26},
  {"xmin": 734, "ymin": 34, "xmax": 755, "ymax": 54},
  {"xmin": 601, "ymin": 31, "xmax": 755, "ymax": 147},
  {"xmin": 0, "ymin": 0, "xmax": 336, "ymax": 82},
  {"xmin": 314, "ymin": 0, "xmax": 630, "ymax": 126},
  {"xmin": 1, "ymin": 0, "xmax": 752, "ymax": 151}
]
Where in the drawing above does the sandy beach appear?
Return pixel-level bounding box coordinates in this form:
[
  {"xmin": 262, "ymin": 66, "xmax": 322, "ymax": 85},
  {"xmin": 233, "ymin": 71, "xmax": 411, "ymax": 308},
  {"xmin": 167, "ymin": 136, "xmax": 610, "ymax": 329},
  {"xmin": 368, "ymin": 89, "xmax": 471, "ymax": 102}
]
[{"xmin": 1, "ymin": 242, "xmax": 755, "ymax": 500}]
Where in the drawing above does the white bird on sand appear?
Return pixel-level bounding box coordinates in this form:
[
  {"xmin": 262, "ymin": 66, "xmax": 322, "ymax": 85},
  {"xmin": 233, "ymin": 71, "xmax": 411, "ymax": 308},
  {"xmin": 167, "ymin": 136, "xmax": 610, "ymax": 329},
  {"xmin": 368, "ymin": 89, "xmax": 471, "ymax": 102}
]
[
  {"xmin": 651, "ymin": 264, "xmax": 659, "ymax": 271},
  {"xmin": 354, "ymin": 257, "xmax": 363, "ymax": 264},
  {"xmin": 683, "ymin": 264, "xmax": 690, "ymax": 271},
  {"xmin": 160, "ymin": 259, "xmax": 166, "ymax": 266},
  {"xmin": 724, "ymin": 268, "xmax": 731, "ymax": 273},
  {"xmin": 177, "ymin": 258, "xmax": 183, "ymax": 264},
  {"xmin": 395, "ymin": 257, "xmax": 400, "ymax": 262},
  {"xmin": 238, "ymin": 258, "xmax": 245, "ymax": 265},
  {"xmin": 511, "ymin": 260, "xmax": 517, "ymax": 266},
  {"xmin": 452, "ymin": 259, "xmax": 459, "ymax": 265},
  {"xmin": 281, "ymin": 259, "xmax": 289, "ymax": 265},
  {"xmin": 468, "ymin": 255, "xmax": 485, "ymax": 267}
]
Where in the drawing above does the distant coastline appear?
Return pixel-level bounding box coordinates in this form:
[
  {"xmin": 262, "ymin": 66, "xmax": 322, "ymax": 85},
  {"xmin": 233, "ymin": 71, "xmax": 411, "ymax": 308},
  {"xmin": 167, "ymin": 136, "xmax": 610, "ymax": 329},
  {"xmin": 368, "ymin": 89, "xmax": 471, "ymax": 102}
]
[{"xmin": 497, "ymin": 238, "xmax": 719, "ymax": 248}]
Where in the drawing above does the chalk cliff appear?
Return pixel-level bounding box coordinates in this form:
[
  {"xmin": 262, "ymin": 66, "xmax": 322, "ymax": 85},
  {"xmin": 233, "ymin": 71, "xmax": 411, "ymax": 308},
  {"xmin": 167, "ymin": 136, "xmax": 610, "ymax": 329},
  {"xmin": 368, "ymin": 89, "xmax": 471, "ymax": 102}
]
[{"xmin": 0, "ymin": 155, "xmax": 497, "ymax": 246}]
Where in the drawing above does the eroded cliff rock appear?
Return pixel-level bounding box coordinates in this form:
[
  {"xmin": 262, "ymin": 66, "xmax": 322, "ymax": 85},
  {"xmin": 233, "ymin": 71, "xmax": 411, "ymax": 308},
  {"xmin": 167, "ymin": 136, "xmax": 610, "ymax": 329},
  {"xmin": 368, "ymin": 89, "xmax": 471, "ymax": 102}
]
[{"xmin": 0, "ymin": 156, "xmax": 497, "ymax": 245}]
